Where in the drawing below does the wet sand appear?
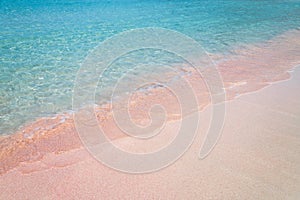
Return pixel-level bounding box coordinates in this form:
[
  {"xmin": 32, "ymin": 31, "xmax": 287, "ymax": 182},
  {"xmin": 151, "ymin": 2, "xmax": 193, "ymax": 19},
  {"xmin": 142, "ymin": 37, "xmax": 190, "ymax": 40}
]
[{"xmin": 0, "ymin": 30, "xmax": 300, "ymax": 199}]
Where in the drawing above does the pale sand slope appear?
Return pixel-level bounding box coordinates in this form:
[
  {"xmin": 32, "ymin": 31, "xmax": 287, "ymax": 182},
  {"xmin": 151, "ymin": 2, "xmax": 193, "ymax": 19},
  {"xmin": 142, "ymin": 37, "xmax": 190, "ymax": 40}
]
[{"xmin": 1, "ymin": 67, "xmax": 300, "ymax": 199}]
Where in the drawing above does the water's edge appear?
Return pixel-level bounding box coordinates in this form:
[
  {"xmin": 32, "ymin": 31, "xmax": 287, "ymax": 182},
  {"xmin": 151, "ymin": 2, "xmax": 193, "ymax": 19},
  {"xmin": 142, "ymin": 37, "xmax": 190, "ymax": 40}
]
[{"xmin": 0, "ymin": 28, "xmax": 299, "ymax": 175}]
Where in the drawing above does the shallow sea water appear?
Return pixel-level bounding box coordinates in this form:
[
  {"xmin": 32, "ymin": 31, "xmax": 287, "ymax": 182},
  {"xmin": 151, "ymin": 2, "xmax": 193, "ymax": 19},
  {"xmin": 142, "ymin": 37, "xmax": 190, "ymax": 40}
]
[{"xmin": 1, "ymin": 0, "xmax": 300, "ymax": 134}]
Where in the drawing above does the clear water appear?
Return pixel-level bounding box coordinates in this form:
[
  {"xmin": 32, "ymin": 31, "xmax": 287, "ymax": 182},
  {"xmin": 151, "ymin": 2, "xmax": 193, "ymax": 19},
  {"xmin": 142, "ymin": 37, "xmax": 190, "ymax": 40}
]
[{"xmin": 1, "ymin": 0, "xmax": 300, "ymax": 134}]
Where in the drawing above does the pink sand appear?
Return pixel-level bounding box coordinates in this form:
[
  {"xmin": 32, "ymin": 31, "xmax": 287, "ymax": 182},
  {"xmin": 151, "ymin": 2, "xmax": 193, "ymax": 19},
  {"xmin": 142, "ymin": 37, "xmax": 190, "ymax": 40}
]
[{"xmin": 0, "ymin": 30, "xmax": 300, "ymax": 199}]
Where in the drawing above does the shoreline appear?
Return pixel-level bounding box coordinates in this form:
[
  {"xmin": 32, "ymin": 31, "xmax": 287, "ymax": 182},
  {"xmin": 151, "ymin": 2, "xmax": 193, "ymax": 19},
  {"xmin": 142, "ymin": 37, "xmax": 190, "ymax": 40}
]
[
  {"xmin": 0, "ymin": 29, "xmax": 300, "ymax": 176},
  {"xmin": 1, "ymin": 28, "xmax": 299, "ymax": 137},
  {"xmin": 0, "ymin": 51, "xmax": 299, "ymax": 199}
]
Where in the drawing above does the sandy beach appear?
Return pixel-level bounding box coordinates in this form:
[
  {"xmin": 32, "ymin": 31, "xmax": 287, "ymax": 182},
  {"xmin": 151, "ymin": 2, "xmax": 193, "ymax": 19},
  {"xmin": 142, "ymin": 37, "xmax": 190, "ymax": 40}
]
[
  {"xmin": 0, "ymin": 29, "xmax": 300, "ymax": 199},
  {"xmin": 1, "ymin": 67, "xmax": 299, "ymax": 200}
]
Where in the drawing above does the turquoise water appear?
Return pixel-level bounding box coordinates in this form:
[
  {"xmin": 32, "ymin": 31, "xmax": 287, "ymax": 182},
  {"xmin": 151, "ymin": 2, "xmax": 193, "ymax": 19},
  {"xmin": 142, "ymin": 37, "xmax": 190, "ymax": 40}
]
[{"xmin": 1, "ymin": 0, "xmax": 300, "ymax": 134}]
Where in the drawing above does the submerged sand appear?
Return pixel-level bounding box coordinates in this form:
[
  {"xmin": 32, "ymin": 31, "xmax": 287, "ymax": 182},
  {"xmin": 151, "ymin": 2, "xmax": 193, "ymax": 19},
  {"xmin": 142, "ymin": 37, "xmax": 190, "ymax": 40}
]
[{"xmin": 0, "ymin": 30, "xmax": 300, "ymax": 199}]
